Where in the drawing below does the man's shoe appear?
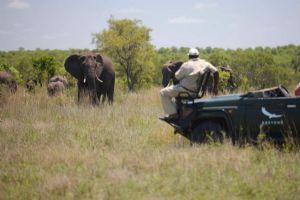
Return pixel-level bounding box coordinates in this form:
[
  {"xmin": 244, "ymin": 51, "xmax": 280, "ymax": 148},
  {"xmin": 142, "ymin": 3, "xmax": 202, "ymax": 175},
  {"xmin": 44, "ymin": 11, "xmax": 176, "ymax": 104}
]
[
  {"xmin": 159, "ymin": 115, "xmax": 167, "ymax": 120},
  {"xmin": 167, "ymin": 113, "xmax": 179, "ymax": 120},
  {"xmin": 159, "ymin": 113, "xmax": 179, "ymax": 121}
]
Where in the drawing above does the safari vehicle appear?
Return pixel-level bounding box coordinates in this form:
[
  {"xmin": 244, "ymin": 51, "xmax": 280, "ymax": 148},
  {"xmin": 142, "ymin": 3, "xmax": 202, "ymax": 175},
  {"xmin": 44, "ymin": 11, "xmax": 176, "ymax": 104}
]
[{"xmin": 160, "ymin": 71, "xmax": 300, "ymax": 145}]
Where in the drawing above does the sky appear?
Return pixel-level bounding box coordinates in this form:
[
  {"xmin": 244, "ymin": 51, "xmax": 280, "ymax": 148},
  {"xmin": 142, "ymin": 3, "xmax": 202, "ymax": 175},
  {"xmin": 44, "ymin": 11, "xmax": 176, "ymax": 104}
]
[{"xmin": 1, "ymin": 0, "xmax": 300, "ymax": 51}]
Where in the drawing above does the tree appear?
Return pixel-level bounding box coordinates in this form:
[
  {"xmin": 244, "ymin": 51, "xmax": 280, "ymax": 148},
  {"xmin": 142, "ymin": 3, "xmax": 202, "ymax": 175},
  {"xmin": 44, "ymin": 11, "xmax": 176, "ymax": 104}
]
[
  {"xmin": 93, "ymin": 18, "xmax": 156, "ymax": 91},
  {"xmin": 291, "ymin": 51, "xmax": 300, "ymax": 72},
  {"xmin": 32, "ymin": 56, "xmax": 58, "ymax": 86},
  {"xmin": 208, "ymin": 49, "xmax": 230, "ymax": 66}
]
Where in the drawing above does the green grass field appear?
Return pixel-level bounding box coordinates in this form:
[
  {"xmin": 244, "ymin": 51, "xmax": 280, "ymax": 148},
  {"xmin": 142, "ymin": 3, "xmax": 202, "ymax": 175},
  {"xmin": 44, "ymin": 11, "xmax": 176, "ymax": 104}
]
[{"xmin": 1, "ymin": 87, "xmax": 300, "ymax": 200}]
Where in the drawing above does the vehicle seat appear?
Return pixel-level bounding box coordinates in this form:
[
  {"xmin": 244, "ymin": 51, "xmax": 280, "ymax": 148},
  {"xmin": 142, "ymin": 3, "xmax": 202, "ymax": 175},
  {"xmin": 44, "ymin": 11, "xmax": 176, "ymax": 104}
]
[
  {"xmin": 176, "ymin": 69, "xmax": 211, "ymax": 103},
  {"xmin": 175, "ymin": 69, "xmax": 211, "ymax": 119},
  {"xmin": 244, "ymin": 85, "xmax": 291, "ymax": 98}
]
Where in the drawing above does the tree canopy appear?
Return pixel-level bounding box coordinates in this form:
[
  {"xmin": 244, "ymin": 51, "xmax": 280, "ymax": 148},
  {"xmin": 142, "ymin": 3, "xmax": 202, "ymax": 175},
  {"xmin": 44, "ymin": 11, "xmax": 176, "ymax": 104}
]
[{"xmin": 93, "ymin": 18, "xmax": 156, "ymax": 91}]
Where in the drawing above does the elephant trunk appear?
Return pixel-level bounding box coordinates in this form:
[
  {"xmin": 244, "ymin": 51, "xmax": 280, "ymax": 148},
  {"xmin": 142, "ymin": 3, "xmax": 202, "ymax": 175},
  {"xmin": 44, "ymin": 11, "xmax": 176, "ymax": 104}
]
[{"xmin": 86, "ymin": 74, "xmax": 99, "ymax": 106}]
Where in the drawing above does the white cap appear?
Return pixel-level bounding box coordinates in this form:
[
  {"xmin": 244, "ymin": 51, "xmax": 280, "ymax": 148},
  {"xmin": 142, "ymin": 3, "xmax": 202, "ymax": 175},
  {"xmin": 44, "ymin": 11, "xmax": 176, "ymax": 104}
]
[{"xmin": 188, "ymin": 48, "xmax": 199, "ymax": 56}]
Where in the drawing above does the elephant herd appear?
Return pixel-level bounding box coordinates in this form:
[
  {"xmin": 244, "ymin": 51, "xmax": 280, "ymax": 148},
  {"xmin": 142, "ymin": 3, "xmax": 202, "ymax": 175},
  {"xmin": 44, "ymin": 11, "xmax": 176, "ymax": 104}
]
[
  {"xmin": 1, "ymin": 53, "xmax": 115, "ymax": 106},
  {"xmin": 2, "ymin": 55, "xmax": 234, "ymax": 105}
]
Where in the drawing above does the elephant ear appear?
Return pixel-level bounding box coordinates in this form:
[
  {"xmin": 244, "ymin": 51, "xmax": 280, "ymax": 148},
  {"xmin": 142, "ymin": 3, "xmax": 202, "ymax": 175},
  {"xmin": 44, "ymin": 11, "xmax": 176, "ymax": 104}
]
[
  {"xmin": 64, "ymin": 54, "xmax": 83, "ymax": 80},
  {"xmin": 95, "ymin": 54, "xmax": 104, "ymax": 65}
]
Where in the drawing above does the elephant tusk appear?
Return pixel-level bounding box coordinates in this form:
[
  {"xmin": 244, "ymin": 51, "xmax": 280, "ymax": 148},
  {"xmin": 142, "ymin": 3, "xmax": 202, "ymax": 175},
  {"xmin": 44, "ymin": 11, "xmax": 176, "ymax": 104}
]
[
  {"xmin": 83, "ymin": 77, "xmax": 86, "ymax": 83},
  {"xmin": 96, "ymin": 75, "xmax": 103, "ymax": 83}
]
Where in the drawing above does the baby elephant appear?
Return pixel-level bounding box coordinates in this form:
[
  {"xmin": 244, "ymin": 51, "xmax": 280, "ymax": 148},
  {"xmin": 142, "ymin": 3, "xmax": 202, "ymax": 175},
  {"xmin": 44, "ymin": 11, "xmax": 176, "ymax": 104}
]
[
  {"xmin": 47, "ymin": 75, "xmax": 68, "ymax": 96},
  {"xmin": 49, "ymin": 75, "xmax": 68, "ymax": 87}
]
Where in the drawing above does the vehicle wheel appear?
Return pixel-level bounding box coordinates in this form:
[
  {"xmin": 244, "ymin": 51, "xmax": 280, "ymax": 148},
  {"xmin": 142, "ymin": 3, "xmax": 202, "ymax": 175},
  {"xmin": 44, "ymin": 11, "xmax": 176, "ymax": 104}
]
[{"xmin": 190, "ymin": 121, "xmax": 226, "ymax": 144}]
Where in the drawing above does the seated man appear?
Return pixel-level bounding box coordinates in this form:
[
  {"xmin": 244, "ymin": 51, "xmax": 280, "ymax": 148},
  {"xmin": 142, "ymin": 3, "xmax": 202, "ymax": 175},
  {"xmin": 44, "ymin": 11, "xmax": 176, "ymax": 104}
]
[{"xmin": 160, "ymin": 48, "xmax": 219, "ymax": 120}]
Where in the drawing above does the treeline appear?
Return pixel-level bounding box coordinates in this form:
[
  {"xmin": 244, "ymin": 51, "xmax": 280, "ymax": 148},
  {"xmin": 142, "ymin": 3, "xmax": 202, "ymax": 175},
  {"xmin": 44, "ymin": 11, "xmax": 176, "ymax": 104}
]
[
  {"xmin": 1, "ymin": 44, "xmax": 300, "ymax": 92},
  {"xmin": 155, "ymin": 45, "xmax": 300, "ymax": 91}
]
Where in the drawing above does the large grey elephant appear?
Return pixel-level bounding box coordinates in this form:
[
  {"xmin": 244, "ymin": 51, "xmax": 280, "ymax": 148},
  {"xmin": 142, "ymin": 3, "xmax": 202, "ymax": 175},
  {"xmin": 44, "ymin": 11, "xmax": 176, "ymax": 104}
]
[
  {"xmin": 0, "ymin": 71, "xmax": 17, "ymax": 93},
  {"xmin": 161, "ymin": 60, "xmax": 183, "ymax": 87},
  {"xmin": 64, "ymin": 53, "xmax": 115, "ymax": 105}
]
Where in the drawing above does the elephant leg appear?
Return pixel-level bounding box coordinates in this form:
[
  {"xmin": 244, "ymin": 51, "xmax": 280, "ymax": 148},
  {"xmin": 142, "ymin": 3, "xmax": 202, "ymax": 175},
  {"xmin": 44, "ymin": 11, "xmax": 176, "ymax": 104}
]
[
  {"xmin": 107, "ymin": 81, "xmax": 114, "ymax": 104},
  {"xmin": 97, "ymin": 92, "xmax": 101, "ymax": 101},
  {"xmin": 101, "ymin": 94, "xmax": 107, "ymax": 104},
  {"xmin": 97, "ymin": 88, "xmax": 104, "ymax": 104},
  {"xmin": 48, "ymin": 88, "xmax": 53, "ymax": 96},
  {"xmin": 88, "ymin": 87, "xmax": 99, "ymax": 106},
  {"xmin": 107, "ymin": 93, "xmax": 113, "ymax": 104},
  {"xmin": 91, "ymin": 93, "xmax": 99, "ymax": 106},
  {"xmin": 96, "ymin": 83, "xmax": 106, "ymax": 104},
  {"xmin": 107, "ymin": 91, "xmax": 113, "ymax": 104},
  {"xmin": 77, "ymin": 82, "xmax": 86, "ymax": 103}
]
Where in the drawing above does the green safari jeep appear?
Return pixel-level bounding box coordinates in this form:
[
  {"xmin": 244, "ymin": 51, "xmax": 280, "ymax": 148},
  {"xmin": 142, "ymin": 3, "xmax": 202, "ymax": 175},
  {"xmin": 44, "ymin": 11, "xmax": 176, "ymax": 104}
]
[{"xmin": 161, "ymin": 85, "xmax": 300, "ymax": 145}]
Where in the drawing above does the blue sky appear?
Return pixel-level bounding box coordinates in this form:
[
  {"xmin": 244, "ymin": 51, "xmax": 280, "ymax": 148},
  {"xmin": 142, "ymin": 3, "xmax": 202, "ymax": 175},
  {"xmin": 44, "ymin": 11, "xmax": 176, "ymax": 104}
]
[{"xmin": 1, "ymin": 0, "xmax": 300, "ymax": 51}]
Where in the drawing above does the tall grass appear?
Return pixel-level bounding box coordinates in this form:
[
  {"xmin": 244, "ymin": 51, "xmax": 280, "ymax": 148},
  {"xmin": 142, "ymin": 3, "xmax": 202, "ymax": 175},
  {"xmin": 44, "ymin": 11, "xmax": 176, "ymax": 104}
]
[{"xmin": 0, "ymin": 87, "xmax": 300, "ymax": 199}]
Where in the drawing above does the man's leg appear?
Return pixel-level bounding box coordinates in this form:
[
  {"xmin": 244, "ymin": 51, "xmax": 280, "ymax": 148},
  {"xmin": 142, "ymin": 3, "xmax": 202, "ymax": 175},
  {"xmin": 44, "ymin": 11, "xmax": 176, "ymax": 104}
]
[{"xmin": 160, "ymin": 85, "xmax": 185, "ymax": 116}]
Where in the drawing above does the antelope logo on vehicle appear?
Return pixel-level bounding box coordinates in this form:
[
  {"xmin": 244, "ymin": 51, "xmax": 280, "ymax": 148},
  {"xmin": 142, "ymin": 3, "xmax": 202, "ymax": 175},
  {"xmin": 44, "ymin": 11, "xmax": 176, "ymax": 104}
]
[{"xmin": 261, "ymin": 107, "xmax": 283, "ymax": 119}]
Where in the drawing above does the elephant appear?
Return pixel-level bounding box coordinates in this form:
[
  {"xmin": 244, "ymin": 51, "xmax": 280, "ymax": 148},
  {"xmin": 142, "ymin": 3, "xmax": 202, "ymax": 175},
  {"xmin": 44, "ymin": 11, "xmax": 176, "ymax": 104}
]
[
  {"xmin": 47, "ymin": 75, "xmax": 68, "ymax": 96},
  {"xmin": 49, "ymin": 75, "xmax": 68, "ymax": 87},
  {"xmin": 219, "ymin": 65, "xmax": 236, "ymax": 92},
  {"xmin": 0, "ymin": 71, "xmax": 17, "ymax": 93},
  {"xmin": 161, "ymin": 60, "xmax": 183, "ymax": 87},
  {"xmin": 206, "ymin": 65, "xmax": 236, "ymax": 93},
  {"xmin": 64, "ymin": 53, "xmax": 115, "ymax": 105},
  {"xmin": 47, "ymin": 81, "xmax": 65, "ymax": 96}
]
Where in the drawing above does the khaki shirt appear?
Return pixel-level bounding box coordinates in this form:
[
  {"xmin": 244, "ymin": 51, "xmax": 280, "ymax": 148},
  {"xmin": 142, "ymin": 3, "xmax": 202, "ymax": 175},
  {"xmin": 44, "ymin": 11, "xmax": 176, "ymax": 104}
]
[{"xmin": 175, "ymin": 58, "xmax": 217, "ymax": 91}]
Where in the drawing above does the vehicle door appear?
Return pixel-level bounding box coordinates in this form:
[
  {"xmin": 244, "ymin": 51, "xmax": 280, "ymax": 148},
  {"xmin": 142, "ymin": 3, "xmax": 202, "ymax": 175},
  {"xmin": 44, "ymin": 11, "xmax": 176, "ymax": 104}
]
[{"xmin": 243, "ymin": 97, "xmax": 289, "ymax": 143}]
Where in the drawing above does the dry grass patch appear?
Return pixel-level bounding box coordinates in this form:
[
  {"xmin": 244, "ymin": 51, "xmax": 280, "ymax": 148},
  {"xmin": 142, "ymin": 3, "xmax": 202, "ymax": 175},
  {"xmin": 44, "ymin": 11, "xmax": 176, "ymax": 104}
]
[{"xmin": 0, "ymin": 87, "xmax": 300, "ymax": 199}]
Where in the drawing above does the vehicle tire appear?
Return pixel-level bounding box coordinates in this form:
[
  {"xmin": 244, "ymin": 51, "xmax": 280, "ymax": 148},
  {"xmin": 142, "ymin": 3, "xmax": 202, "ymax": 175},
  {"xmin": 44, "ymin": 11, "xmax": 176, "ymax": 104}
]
[{"xmin": 190, "ymin": 121, "xmax": 226, "ymax": 144}]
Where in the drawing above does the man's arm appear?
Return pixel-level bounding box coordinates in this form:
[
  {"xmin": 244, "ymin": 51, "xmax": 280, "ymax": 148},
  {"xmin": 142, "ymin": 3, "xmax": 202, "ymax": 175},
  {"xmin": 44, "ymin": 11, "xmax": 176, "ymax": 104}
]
[
  {"xmin": 174, "ymin": 63, "xmax": 187, "ymax": 81},
  {"xmin": 212, "ymin": 71, "xmax": 219, "ymax": 96}
]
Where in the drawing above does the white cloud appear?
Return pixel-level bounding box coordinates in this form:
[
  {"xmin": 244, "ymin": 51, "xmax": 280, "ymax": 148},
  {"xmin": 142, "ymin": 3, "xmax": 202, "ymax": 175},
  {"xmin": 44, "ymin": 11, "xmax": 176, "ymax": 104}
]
[
  {"xmin": 8, "ymin": 0, "xmax": 31, "ymax": 9},
  {"xmin": 194, "ymin": 2, "xmax": 218, "ymax": 10},
  {"xmin": 169, "ymin": 17, "xmax": 205, "ymax": 24}
]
